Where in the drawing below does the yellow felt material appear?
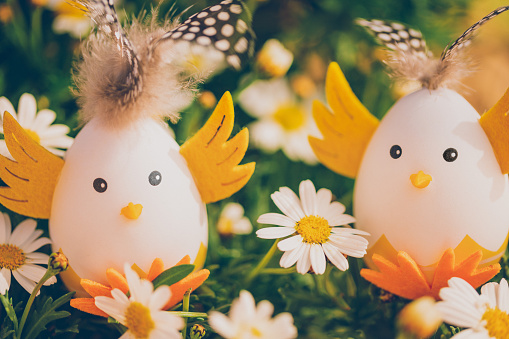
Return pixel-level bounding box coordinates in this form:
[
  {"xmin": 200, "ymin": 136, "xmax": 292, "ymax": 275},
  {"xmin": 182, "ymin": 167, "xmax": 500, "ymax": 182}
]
[
  {"xmin": 0, "ymin": 112, "xmax": 64, "ymax": 218},
  {"xmin": 120, "ymin": 202, "xmax": 143, "ymax": 220},
  {"xmin": 308, "ymin": 62, "xmax": 379, "ymax": 179},
  {"xmin": 479, "ymin": 87, "xmax": 509, "ymax": 174},
  {"xmin": 193, "ymin": 242, "xmax": 207, "ymax": 270},
  {"xmin": 409, "ymin": 170, "xmax": 432, "ymax": 189},
  {"xmin": 180, "ymin": 92, "xmax": 255, "ymax": 203}
]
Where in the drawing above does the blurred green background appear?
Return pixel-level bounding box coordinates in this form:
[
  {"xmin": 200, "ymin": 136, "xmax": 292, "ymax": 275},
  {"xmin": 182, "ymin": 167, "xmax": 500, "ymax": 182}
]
[{"xmin": 1, "ymin": 0, "xmax": 509, "ymax": 337}]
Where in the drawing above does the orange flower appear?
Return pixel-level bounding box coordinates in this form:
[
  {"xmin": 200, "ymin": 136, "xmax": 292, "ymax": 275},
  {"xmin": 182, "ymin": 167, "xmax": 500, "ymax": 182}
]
[{"xmin": 70, "ymin": 256, "xmax": 210, "ymax": 317}]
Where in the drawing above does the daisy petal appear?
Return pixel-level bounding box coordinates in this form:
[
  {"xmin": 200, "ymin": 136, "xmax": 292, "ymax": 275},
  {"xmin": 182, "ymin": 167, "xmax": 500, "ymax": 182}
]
[
  {"xmin": 1, "ymin": 268, "xmax": 11, "ymax": 288},
  {"xmin": 280, "ymin": 243, "xmax": 306, "ymax": 268},
  {"xmin": 208, "ymin": 311, "xmax": 237, "ymax": 338},
  {"xmin": 310, "ymin": 244, "xmax": 326, "ymax": 274},
  {"xmin": 322, "ymin": 242, "xmax": 349, "ymax": 271},
  {"xmin": 37, "ymin": 124, "xmax": 71, "ymax": 139},
  {"xmin": 12, "ymin": 270, "xmax": 36, "ymax": 294},
  {"xmin": 271, "ymin": 191, "xmax": 305, "ymax": 222},
  {"xmin": 256, "ymin": 227, "xmax": 295, "ymax": 239},
  {"xmin": 315, "ymin": 188, "xmax": 332, "ymax": 215},
  {"xmin": 279, "ymin": 187, "xmax": 302, "ymax": 208},
  {"xmin": 17, "ymin": 93, "xmax": 37, "ymax": 128},
  {"xmin": 32, "ymin": 109, "xmax": 56, "ymax": 131},
  {"xmin": 299, "ymin": 180, "xmax": 317, "ymax": 216},
  {"xmin": 22, "ymin": 237, "xmax": 52, "ymax": 253},
  {"xmin": 8, "ymin": 219, "xmax": 37, "ymax": 246},
  {"xmin": 326, "ymin": 214, "xmax": 356, "ymax": 227},
  {"xmin": 25, "ymin": 252, "xmax": 50, "ymax": 265},
  {"xmin": 0, "ymin": 212, "xmax": 10, "ymax": 244},
  {"xmin": 278, "ymin": 235, "xmax": 303, "ymax": 252},
  {"xmin": 296, "ymin": 244, "xmax": 311, "ymax": 274},
  {"xmin": 257, "ymin": 213, "xmax": 296, "ymax": 227}
]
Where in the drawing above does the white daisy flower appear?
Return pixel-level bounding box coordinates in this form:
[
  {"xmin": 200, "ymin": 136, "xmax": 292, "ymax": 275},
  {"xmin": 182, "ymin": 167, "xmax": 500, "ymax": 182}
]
[
  {"xmin": 95, "ymin": 264, "xmax": 184, "ymax": 339},
  {"xmin": 217, "ymin": 202, "xmax": 253, "ymax": 236},
  {"xmin": 0, "ymin": 212, "xmax": 56, "ymax": 294},
  {"xmin": 0, "ymin": 93, "xmax": 74, "ymax": 158},
  {"xmin": 436, "ymin": 277, "xmax": 509, "ymax": 339},
  {"xmin": 256, "ymin": 39, "xmax": 294, "ymax": 78},
  {"xmin": 256, "ymin": 180, "xmax": 369, "ymax": 274},
  {"xmin": 208, "ymin": 290, "xmax": 297, "ymax": 339},
  {"xmin": 238, "ymin": 78, "xmax": 318, "ymax": 165}
]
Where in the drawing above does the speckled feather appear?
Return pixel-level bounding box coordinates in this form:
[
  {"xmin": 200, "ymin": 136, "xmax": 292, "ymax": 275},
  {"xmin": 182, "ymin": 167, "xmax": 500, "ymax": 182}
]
[
  {"xmin": 72, "ymin": 0, "xmax": 254, "ymax": 128},
  {"xmin": 358, "ymin": 6, "xmax": 509, "ymax": 90}
]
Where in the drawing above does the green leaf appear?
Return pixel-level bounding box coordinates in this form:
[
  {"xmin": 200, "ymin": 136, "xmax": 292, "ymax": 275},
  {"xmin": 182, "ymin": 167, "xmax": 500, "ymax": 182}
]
[
  {"xmin": 0, "ymin": 294, "xmax": 19, "ymax": 331},
  {"xmin": 21, "ymin": 291, "xmax": 75, "ymax": 339},
  {"xmin": 152, "ymin": 264, "xmax": 195, "ymax": 289}
]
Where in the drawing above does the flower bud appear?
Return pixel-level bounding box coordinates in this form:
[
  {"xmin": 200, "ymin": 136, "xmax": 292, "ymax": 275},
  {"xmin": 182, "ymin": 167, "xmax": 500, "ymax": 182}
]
[
  {"xmin": 49, "ymin": 252, "xmax": 69, "ymax": 273},
  {"xmin": 256, "ymin": 39, "xmax": 293, "ymax": 78},
  {"xmin": 190, "ymin": 324, "xmax": 206, "ymax": 339},
  {"xmin": 398, "ymin": 296, "xmax": 442, "ymax": 338}
]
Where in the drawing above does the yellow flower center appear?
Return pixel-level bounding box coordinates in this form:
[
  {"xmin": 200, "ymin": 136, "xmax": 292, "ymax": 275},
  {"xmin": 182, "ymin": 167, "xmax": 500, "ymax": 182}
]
[
  {"xmin": 217, "ymin": 217, "xmax": 234, "ymax": 235},
  {"xmin": 295, "ymin": 215, "xmax": 331, "ymax": 244},
  {"xmin": 272, "ymin": 104, "xmax": 305, "ymax": 131},
  {"xmin": 24, "ymin": 129, "xmax": 40, "ymax": 144},
  {"xmin": 482, "ymin": 307, "xmax": 509, "ymax": 339},
  {"xmin": 124, "ymin": 301, "xmax": 155, "ymax": 339},
  {"xmin": 0, "ymin": 244, "xmax": 26, "ymax": 270},
  {"xmin": 251, "ymin": 327, "xmax": 263, "ymax": 337}
]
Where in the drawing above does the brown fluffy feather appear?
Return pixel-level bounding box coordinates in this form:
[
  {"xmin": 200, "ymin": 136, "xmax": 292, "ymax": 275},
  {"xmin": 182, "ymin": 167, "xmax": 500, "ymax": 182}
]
[{"xmin": 74, "ymin": 13, "xmax": 210, "ymax": 129}]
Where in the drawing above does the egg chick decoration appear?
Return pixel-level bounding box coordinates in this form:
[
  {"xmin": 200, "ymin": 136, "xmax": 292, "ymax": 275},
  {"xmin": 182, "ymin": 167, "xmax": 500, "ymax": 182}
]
[
  {"xmin": 0, "ymin": 0, "xmax": 255, "ymax": 293},
  {"xmin": 309, "ymin": 6, "xmax": 509, "ymax": 299}
]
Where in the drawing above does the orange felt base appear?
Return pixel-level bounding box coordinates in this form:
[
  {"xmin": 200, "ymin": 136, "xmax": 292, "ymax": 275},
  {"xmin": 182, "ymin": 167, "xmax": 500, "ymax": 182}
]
[
  {"xmin": 70, "ymin": 257, "xmax": 210, "ymax": 317},
  {"xmin": 360, "ymin": 249, "xmax": 500, "ymax": 300}
]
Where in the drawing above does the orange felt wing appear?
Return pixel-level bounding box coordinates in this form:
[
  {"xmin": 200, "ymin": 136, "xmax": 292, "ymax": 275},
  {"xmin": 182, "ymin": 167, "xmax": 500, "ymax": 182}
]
[
  {"xmin": 309, "ymin": 62, "xmax": 379, "ymax": 179},
  {"xmin": 180, "ymin": 92, "xmax": 255, "ymax": 204},
  {"xmin": 0, "ymin": 112, "xmax": 64, "ymax": 218}
]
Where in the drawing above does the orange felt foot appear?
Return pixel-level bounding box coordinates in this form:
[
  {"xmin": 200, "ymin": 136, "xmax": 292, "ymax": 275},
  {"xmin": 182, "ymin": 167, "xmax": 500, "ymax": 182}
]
[
  {"xmin": 70, "ymin": 298, "xmax": 109, "ymax": 318},
  {"xmin": 80, "ymin": 279, "xmax": 112, "ymax": 298},
  {"xmin": 165, "ymin": 269, "xmax": 211, "ymax": 309},
  {"xmin": 430, "ymin": 249, "xmax": 500, "ymax": 299},
  {"xmin": 361, "ymin": 249, "xmax": 501, "ymax": 300},
  {"xmin": 361, "ymin": 252, "xmax": 431, "ymax": 300}
]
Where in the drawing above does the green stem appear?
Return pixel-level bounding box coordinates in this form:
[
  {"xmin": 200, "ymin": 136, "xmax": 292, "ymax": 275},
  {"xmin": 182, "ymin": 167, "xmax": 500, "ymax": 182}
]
[
  {"xmin": 260, "ymin": 267, "xmax": 296, "ymax": 275},
  {"xmin": 181, "ymin": 288, "xmax": 192, "ymax": 339},
  {"xmin": 169, "ymin": 311, "xmax": 208, "ymax": 318},
  {"xmin": 17, "ymin": 269, "xmax": 58, "ymax": 339},
  {"xmin": 245, "ymin": 239, "xmax": 281, "ymax": 284}
]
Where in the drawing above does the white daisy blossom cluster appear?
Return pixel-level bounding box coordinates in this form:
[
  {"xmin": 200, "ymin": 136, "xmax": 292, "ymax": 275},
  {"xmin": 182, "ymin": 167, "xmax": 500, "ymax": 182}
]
[
  {"xmin": 238, "ymin": 78, "xmax": 318, "ymax": 165},
  {"xmin": 437, "ymin": 277, "xmax": 509, "ymax": 339},
  {"xmin": 217, "ymin": 202, "xmax": 253, "ymax": 236},
  {"xmin": 256, "ymin": 39, "xmax": 294, "ymax": 78},
  {"xmin": 0, "ymin": 212, "xmax": 56, "ymax": 294},
  {"xmin": 257, "ymin": 180, "xmax": 369, "ymax": 274},
  {"xmin": 0, "ymin": 93, "xmax": 73, "ymax": 158},
  {"xmin": 95, "ymin": 264, "xmax": 184, "ymax": 339},
  {"xmin": 208, "ymin": 290, "xmax": 297, "ymax": 339}
]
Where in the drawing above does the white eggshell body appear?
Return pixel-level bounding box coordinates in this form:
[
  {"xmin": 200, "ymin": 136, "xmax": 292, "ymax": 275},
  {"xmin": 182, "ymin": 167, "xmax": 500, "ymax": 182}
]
[
  {"xmin": 50, "ymin": 117, "xmax": 207, "ymax": 285},
  {"xmin": 354, "ymin": 88, "xmax": 509, "ymax": 266}
]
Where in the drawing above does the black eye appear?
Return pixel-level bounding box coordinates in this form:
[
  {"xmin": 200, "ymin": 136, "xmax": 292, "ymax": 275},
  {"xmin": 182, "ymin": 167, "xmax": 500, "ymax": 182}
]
[
  {"xmin": 443, "ymin": 148, "xmax": 458, "ymax": 162},
  {"xmin": 93, "ymin": 178, "xmax": 108, "ymax": 193},
  {"xmin": 149, "ymin": 171, "xmax": 162, "ymax": 186},
  {"xmin": 390, "ymin": 145, "xmax": 402, "ymax": 159}
]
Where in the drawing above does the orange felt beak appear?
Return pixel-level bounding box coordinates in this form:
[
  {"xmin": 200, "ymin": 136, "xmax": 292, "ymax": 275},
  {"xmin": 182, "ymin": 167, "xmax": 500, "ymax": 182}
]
[
  {"xmin": 120, "ymin": 202, "xmax": 143, "ymax": 220},
  {"xmin": 410, "ymin": 170, "xmax": 432, "ymax": 189}
]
